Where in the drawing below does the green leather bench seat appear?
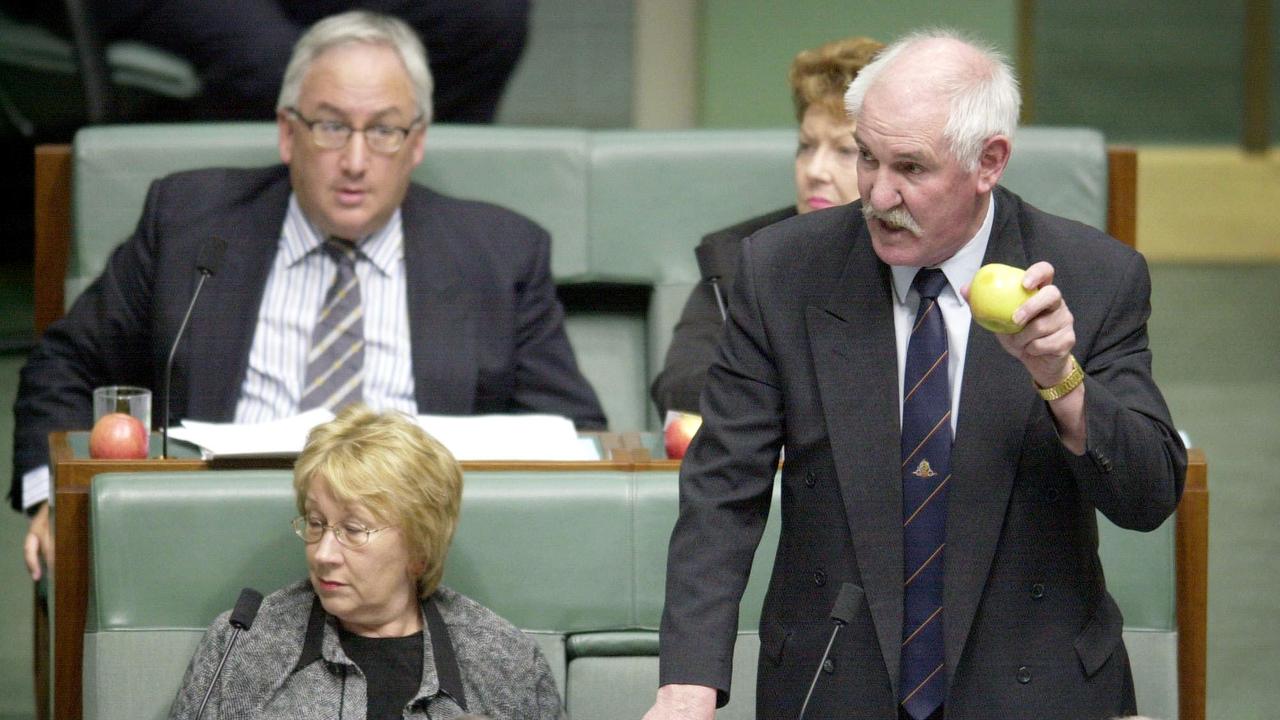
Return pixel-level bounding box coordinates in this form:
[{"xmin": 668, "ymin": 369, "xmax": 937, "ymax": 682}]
[
  {"xmin": 68, "ymin": 124, "xmax": 595, "ymax": 299},
  {"xmin": 86, "ymin": 468, "xmax": 1179, "ymax": 720},
  {"xmin": 0, "ymin": 13, "xmax": 199, "ymax": 99},
  {"xmin": 65, "ymin": 123, "xmax": 1114, "ymax": 432},
  {"xmin": 67, "ymin": 124, "xmax": 1108, "ymax": 295},
  {"xmin": 0, "ymin": 10, "xmax": 198, "ymax": 138},
  {"xmin": 85, "ymin": 469, "xmax": 776, "ymax": 720}
]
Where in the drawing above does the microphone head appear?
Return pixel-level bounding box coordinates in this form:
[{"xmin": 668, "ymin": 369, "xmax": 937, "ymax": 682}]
[
  {"xmin": 694, "ymin": 234, "xmax": 739, "ymax": 282},
  {"xmin": 229, "ymin": 588, "xmax": 264, "ymax": 631},
  {"xmin": 196, "ymin": 237, "xmax": 227, "ymax": 276},
  {"xmin": 829, "ymin": 582, "xmax": 864, "ymax": 625},
  {"xmin": 694, "ymin": 243, "xmax": 719, "ymax": 281}
]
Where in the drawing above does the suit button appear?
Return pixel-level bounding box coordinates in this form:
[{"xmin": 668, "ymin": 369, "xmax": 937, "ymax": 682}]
[
  {"xmin": 1030, "ymin": 583, "xmax": 1045, "ymax": 599},
  {"xmin": 1016, "ymin": 666, "xmax": 1032, "ymax": 684},
  {"xmin": 1044, "ymin": 487, "xmax": 1060, "ymax": 502},
  {"xmin": 822, "ymin": 658, "xmax": 836, "ymax": 674},
  {"xmin": 813, "ymin": 569, "xmax": 827, "ymax": 586},
  {"xmin": 805, "ymin": 470, "xmax": 816, "ymax": 488}
]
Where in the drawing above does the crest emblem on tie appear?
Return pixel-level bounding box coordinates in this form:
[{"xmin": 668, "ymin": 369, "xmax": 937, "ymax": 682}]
[{"xmin": 912, "ymin": 459, "xmax": 937, "ymax": 478}]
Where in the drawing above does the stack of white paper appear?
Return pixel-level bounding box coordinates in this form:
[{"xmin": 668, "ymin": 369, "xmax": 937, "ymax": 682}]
[
  {"xmin": 415, "ymin": 414, "xmax": 599, "ymax": 461},
  {"xmin": 167, "ymin": 409, "xmax": 599, "ymax": 462},
  {"xmin": 168, "ymin": 408, "xmax": 335, "ymax": 458}
]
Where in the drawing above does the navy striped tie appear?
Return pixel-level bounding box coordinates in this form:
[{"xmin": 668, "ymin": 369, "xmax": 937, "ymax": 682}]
[
  {"xmin": 300, "ymin": 238, "xmax": 365, "ymax": 411},
  {"xmin": 899, "ymin": 268, "xmax": 951, "ymax": 719}
]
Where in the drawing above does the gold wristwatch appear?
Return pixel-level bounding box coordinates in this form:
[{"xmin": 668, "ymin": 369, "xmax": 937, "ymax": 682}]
[{"xmin": 1036, "ymin": 355, "xmax": 1085, "ymax": 401}]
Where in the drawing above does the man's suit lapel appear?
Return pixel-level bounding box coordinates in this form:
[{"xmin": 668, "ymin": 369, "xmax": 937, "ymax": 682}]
[
  {"xmin": 806, "ymin": 217, "xmax": 907, "ymax": 693},
  {"xmin": 943, "ymin": 188, "xmax": 1038, "ymax": 675},
  {"xmin": 185, "ymin": 171, "xmax": 291, "ymax": 420},
  {"xmin": 401, "ymin": 188, "xmax": 477, "ymax": 413}
]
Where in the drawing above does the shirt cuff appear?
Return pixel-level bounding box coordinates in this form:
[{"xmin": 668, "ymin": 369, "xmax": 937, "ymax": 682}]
[{"xmin": 22, "ymin": 465, "xmax": 50, "ymax": 511}]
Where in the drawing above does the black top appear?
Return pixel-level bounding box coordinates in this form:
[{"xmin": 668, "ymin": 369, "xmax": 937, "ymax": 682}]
[
  {"xmin": 650, "ymin": 207, "xmax": 797, "ymax": 415},
  {"xmin": 339, "ymin": 628, "xmax": 425, "ymax": 720}
]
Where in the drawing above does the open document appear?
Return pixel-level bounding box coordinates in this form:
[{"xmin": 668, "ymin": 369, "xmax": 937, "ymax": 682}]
[{"xmin": 168, "ymin": 409, "xmax": 600, "ymax": 461}]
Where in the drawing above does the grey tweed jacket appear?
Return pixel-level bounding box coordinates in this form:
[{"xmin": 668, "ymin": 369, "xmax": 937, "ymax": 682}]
[{"xmin": 169, "ymin": 580, "xmax": 564, "ymax": 719}]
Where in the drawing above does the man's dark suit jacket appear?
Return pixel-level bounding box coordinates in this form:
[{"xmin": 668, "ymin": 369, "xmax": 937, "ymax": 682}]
[
  {"xmin": 10, "ymin": 165, "xmax": 605, "ymax": 510},
  {"xmin": 650, "ymin": 206, "xmax": 795, "ymax": 416},
  {"xmin": 657, "ymin": 186, "xmax": 1187, "ymax": 719}
]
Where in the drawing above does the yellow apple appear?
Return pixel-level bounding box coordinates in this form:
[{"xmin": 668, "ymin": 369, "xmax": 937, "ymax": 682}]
[{"xmin": 969, "ymin": 263, "xmax": 1035, "ymax": 334}]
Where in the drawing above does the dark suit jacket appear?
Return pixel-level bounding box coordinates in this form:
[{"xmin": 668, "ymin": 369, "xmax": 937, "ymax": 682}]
[
  {"xmin": 657, "ymin": 187, "xmax": 1186, "ymax": 719},
  {"xmin": 10, "ymin": 165, "xmax": 605, "ymax": 509},
  {"xmin": 650, "ymin": 207, "xmax": 796, "ymax": 415}
]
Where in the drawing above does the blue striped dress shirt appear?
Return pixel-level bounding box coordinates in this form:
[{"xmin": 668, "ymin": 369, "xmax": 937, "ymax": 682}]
[{"xmin": 234, "ymin": 194, "xmax": 417, "ymax": 423}]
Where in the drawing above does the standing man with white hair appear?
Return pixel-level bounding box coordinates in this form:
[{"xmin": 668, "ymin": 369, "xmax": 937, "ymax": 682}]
[
  {"xmin": 644, "ymin": 30, "xmax": 1184, "ymax": 720},
  {"xmin": 13, "ymin": 10, "xmax": 604, "ymax": 580}
]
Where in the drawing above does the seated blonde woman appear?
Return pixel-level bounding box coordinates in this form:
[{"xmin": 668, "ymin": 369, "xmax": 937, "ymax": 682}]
[
  {"xmin": 651, "ymin": 36, "xmax": 884, "ymax": 416},
  {"xmin": 169, "ymin": 405, "xmax": 563, "ymax": 719}
]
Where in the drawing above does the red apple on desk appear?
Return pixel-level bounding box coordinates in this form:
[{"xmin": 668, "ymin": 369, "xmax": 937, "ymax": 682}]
[
  {"xmin": 89, "ymin": 412, "xmax": 149, "ymax": 459},
  {"xmin": 663, "ymin": 411, "xmax": 703, "ymax": 460}
]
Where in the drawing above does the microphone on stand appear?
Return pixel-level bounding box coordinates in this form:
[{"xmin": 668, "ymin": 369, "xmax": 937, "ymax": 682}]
[
  {"xmin": 797, "ymin": 582, "xmax": 863, "ymax": 720},
  {"xmin": 695, "ymin": 237, "xmax": 739, "ymax": 323},
  {"xmin": 161, "ymin": 237, "xmax": 226, "ymax": 458},
  {"xmin": 694, "ymin": 243, "xmax": 727, "ymax": 322},
  {"xmin": 194, "ymin": 587, "xmax": 263, "ymax": 720}
]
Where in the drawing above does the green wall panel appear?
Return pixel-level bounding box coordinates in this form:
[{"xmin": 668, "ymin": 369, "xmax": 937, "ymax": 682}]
[{"xmin": 699, "ymin": 0, "xmax": 1016, "ymax": 127}]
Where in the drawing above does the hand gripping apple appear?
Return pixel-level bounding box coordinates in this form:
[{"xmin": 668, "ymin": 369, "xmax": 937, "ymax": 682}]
[{"xmin": 968, "ymin": 263, "xmax": 1036, "ymax": 334}]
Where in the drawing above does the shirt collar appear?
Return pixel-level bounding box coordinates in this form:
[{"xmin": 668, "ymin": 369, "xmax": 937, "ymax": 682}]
[
  {"xmin": 890, "ymin": 192, "xmax": 995, "ymax": 304},
  {"xmin": 280, "ymin": 193, "xmax": 404, "ymax": 278},
  {"xmin": 292, "ymin": 593, "xmax": 457, "ymax": 711}
]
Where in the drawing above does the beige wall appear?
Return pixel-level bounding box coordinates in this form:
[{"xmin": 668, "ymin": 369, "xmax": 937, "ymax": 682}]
[{"xmin": 1138, "ymin": 147, "xmax": 1280, "ymax": 262}]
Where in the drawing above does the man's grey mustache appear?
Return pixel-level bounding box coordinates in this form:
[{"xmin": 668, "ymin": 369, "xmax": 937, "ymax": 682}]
[{"xmin": 862, "ymin": 204, "xmax": 923, "ymax": 237}]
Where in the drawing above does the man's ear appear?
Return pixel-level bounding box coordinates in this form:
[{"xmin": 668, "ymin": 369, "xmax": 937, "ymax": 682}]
[
  {"xmin": 408, "ymin": 124, "xmax": 427, "ymax": 168},
  {"xmin": 975, "ymin": 135, "xmax": 1011, "ymax": 193},
  {"xmin": 277, "ymin": 109, "xmax": 294, "ymax": 165}
]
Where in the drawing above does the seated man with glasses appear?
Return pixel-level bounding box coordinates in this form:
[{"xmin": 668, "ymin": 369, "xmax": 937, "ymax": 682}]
[
  {"xmin": 169, "ymin": 405, "xmax": 566, "ymax": 719},
  {"xmin": 12, "ymin": 10, "xmax": 605, "ymax": 580}
]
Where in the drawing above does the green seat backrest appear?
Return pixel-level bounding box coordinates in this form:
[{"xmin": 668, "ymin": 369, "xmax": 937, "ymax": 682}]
[
  {"xmin": 586, "ymin": 130, "xmax": 798, "ymax": 285},
  {"xmin": 0, "ymin": 10, "xmax": 198, "ymax": 140},
  {"xmin": 86, "ymin": 469, "xmax": 784, "ymax": 633},
  {"xmin": 69, "ymin": 123, "xmax": 593, "ymax": 302},
  {"xmin": 1004, "ymin": 126, "xmax": 1109, "ymax": 231},
  {"xmin": 0, "ymin": 11, "xmax": 197, "ymax": 97},
  {"xmin": 85, "ymin": 471, "xmax": 300, "ymax": 720},
  {"xmin": 584, "ymin": 125, "xmax": 1109, "ymax": 287},
  {"xmin": 68, "ymin": 123, "xmax": 1110, "ymax": 294}
]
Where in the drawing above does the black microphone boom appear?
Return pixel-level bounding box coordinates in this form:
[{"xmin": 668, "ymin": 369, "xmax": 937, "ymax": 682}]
[
  {"xmin": 161, "ymin": 237, "xmax": 226, "ymax": 458},
  {"xmin": 195, "ymin": 587, "xmax": 262, "ymax": 720},
  {"xmin": 796, "ymin": 582, "xmax": 863, "ymax": 720}
]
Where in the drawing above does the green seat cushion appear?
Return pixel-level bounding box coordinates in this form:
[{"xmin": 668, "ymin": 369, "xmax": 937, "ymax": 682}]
[
  {"xmin": 567, "ymin": 630, "xmax": 659, "ymax": 658},
  {"xmin": 565, "ymin": 631, "xmax": 760, "ymax": 720}
]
